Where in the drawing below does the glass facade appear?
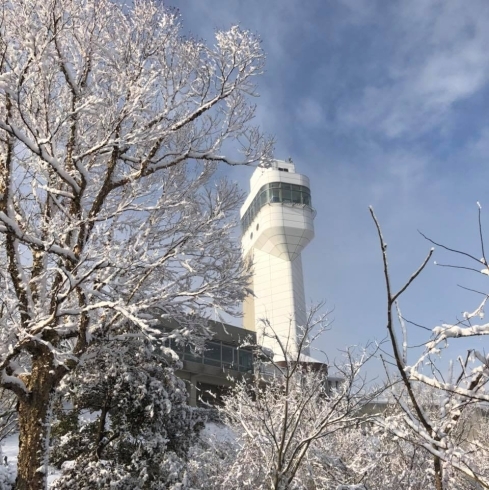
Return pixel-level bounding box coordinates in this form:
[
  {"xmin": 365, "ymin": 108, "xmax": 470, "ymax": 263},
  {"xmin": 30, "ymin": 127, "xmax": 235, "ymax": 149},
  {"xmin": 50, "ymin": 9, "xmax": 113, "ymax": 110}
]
[
  {"xmin": 164, "ymin": 338, "xmax": 253, "ymax": 373},
  {"xmin": 241, "ymin": 181, "xmax": 312, "ymax": 233}
]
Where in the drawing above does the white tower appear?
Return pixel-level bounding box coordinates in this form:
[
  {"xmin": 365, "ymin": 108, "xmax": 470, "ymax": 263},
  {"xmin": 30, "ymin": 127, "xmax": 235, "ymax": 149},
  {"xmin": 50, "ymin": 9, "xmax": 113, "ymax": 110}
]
[{"xmin": 241, "ymin": 159, "xmax": 315, "ymax": 358}]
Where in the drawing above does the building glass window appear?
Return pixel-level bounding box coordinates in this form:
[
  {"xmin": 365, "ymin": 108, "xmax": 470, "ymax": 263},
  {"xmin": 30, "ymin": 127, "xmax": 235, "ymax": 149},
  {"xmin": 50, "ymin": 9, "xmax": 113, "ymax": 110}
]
[
  {"xmin": 204, "ymin": 342, "xmax": 221, "ymax": 367},
  {"xmin": 165, "ymin": 335, "xmax": 254, "ymax": 373},
  {"xmin": 241, "ymin": 181, "xmax": 312, "ymax": 233},
  {"xmin": 221, "ymin": 345, "xmax": 234, "ymax": 368},
  {"xmin": 239, "ymin": 349, "xmax": 253, "ymax": 372}
]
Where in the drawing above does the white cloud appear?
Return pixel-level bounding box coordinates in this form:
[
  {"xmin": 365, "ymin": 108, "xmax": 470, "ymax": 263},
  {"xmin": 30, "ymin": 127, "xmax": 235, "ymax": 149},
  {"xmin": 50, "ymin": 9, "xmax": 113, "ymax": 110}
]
[{"xmin": 338, "ymin": 0, "xmax": 489, "ymax": 139}]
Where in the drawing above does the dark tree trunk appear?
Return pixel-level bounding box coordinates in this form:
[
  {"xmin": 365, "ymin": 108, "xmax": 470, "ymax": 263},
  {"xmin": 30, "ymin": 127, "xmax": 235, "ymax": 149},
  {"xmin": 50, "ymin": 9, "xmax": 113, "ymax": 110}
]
[
  {"xmin": 434, "ymin": 455, "xmax": 444, "ymax": 490},
  {"xmin": 15, "ymin": 358, "xmax": 57, "ymax": 490}
]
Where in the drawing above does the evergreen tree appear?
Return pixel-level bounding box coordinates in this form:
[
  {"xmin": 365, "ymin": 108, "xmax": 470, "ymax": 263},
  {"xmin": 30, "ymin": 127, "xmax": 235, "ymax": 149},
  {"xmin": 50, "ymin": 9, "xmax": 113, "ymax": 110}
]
[{"xmin": 51, "ymin": 332, "xmax": 204, "ymax": 489}]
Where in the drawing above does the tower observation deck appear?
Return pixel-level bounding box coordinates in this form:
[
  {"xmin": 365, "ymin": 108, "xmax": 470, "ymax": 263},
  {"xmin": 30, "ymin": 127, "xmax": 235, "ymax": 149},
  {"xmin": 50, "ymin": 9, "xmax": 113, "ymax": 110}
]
[{"xmin": 240, "ymin": 159, "xmax": 315, "ymax": 358}]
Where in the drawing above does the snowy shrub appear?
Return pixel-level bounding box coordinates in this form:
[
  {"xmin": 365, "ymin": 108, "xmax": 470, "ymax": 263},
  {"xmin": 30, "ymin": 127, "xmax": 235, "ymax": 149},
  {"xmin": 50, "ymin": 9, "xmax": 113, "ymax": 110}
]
[
  {"xmin": 50, "ymin": 460, "xmax": 133, "ymax": 490},
  {"xmin": 0, "ymin": 450, "xmax": 15, "ymax": 490},
  {"xmin": 50, "ymin": 333, "xmax": 204, "ymax": 489},
  {"xmin": 0, "ymin": 467, "xmax": 14, "ymax": 490},
  {"xmin": 186, "ymin": 422, "xmax": 239, "ymax": 489}
]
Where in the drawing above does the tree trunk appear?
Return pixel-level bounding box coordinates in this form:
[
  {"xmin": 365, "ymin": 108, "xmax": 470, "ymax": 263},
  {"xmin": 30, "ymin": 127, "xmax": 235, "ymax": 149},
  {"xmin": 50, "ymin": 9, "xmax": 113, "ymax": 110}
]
[
  {"xmin": 15, "ymin": 358, "xmax": 56, "ymax": 490},
  {"xmin": 434, "ymin": 454, "xmax": 443, "ymax": 490}
]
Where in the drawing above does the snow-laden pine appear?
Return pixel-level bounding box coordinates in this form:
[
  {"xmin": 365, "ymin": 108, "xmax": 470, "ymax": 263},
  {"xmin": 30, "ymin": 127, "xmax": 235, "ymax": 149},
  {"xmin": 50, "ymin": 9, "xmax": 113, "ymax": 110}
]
[{"xmin": 50, "ymin": 330, "xmax": 204, "ymax": 489}]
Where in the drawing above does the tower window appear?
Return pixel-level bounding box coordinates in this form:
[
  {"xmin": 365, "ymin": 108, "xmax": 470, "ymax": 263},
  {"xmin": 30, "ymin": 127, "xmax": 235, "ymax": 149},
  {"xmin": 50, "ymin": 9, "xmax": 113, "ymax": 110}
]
[{"xmin": 241, "ymin": 181, "xmax": 312, "ymax": 233}]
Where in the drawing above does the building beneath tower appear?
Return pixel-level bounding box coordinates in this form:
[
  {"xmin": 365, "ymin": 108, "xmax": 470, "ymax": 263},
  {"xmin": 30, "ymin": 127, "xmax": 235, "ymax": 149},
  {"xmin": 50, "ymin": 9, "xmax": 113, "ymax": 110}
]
[{"xmin": 240, "ymin": 159, "xmax": 315, "ymax": 359}]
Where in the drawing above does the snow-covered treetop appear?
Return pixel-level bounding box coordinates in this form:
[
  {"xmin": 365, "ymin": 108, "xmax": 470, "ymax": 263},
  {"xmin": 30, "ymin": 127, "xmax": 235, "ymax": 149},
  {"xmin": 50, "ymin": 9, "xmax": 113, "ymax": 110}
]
[{"xmin": 0, "ymin": 0, "xmax": 272, "ymax": 399}]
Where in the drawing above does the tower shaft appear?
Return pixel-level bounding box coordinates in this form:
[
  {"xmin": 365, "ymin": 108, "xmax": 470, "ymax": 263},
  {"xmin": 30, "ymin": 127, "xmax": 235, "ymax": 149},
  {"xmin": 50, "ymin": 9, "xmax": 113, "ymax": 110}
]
[
  {"xmin": 241, "ymin": 160, "xmax": 315, "ymax": 359},
  {"xmin": 243, "ymin": 249, "xmax": 308, "ymax": 356}
]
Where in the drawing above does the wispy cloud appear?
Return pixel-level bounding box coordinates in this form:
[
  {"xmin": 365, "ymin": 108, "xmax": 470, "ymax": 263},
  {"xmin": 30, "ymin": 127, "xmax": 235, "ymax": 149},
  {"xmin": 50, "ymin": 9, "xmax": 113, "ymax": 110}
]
[{"xmin": 338, "ymin": 0, "xmax": 489, "ymax": 139}]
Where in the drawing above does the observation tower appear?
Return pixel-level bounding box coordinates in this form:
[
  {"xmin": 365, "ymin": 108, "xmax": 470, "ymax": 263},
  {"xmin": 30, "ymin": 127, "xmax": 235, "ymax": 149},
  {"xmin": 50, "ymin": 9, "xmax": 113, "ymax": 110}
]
[{"xmin": 240, "ymin": 159, "xmax": 315, "ymax": 358}]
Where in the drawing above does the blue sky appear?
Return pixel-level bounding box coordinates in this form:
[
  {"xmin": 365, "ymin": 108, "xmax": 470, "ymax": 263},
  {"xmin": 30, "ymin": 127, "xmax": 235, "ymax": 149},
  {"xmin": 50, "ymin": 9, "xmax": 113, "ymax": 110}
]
[{"xmin": 169, "ymin": 0, "xmax": 489, "ymax": 374}]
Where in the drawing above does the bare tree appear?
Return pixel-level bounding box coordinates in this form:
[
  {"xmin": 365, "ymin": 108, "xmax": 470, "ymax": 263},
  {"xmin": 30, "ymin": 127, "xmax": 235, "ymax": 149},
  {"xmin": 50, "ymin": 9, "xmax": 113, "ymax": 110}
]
[
  {"xmin": 213, "ymin": 307, "xmax": 379, "ymax": 490},
  {"xmin": 0, "ymin": 0, "xmax": 272, "ymax": 487},
  {"xmin": 370, "ymin": 206, "xmax": 489, "ymax": 490}
]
